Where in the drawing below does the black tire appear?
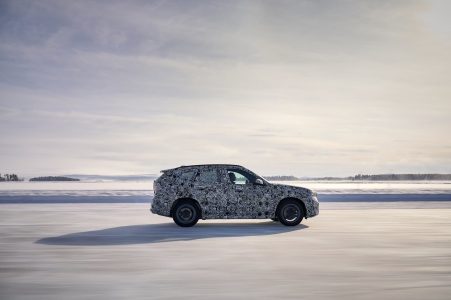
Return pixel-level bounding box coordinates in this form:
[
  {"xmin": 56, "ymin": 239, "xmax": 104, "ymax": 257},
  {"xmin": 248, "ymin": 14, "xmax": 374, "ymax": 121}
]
[
  {"xmin": 271, "ymin": 218, "xmax": 279, "ymax": 222},
  {"xmin": 172, "ymin": 201, "xmax": 199, "ymax": 227},
  {"xmin": 277, "ymin": 199, "xmax": 304, "ymax": 226}
]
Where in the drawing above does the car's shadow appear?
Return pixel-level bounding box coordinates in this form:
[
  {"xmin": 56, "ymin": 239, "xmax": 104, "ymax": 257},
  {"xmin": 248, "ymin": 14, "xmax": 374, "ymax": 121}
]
[{"xmin": 36, "ymin": 221, "xmax": 308, "ymax": 246}]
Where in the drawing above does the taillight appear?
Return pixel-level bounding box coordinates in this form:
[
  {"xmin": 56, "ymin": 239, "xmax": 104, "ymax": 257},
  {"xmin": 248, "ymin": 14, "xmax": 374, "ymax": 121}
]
[{"xmin": 153, "ymin": 181, "xmax": 157, "ymax": 195}]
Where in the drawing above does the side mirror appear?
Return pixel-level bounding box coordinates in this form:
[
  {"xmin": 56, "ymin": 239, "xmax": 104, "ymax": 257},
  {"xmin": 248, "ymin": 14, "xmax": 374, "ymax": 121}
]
[{"xmin": 254, "ymin": 178, "xmax": 264, "ymax": 185}]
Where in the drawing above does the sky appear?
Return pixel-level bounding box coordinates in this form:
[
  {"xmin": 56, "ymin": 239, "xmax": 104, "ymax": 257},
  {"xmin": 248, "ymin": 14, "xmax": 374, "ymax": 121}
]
[{"xmin": 1, "ymin": 0, "xmax": 450, "ymax": 177}]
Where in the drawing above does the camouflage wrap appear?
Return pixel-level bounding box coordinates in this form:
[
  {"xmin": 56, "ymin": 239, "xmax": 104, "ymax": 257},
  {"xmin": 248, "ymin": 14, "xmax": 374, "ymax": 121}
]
[{"xmin": 151, "ymin": 164, "xmax": 319, "ymax": 220}]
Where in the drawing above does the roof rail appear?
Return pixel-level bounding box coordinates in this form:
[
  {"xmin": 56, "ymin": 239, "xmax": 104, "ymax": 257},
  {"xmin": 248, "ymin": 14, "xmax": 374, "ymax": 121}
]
[{"xmin": 161, "ymin": 164, "xmax": 244, "ymax": 173}]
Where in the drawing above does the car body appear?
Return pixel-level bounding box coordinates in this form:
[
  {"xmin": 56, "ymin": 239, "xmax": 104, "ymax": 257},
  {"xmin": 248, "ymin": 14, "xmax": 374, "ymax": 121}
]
[{"xmin": 151, "ymin": 164, "xmax": 319, "ymax": 226}]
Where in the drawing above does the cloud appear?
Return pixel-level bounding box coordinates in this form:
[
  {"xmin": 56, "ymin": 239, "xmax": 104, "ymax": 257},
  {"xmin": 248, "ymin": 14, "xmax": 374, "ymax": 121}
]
[{"xmin": 0, "ymin": 0, "xmax": 450, "ymax": 176}]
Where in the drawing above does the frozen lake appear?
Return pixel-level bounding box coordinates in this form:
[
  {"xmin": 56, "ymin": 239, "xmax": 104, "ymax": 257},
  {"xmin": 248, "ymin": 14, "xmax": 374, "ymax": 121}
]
[
  {"xmin": 1, "ymin": 180, "xmax": 451, "ymax": 196},
  {"xmin": 1, "ymin": 181, "xmax": 451, "ymax": 297},
  {"xmin": 0, "ymin": 180, "xmax": 450, "ymax": 205},
  {"xmin": 1, "ymin": 204, "xmax": 450, "ymax": 300}
]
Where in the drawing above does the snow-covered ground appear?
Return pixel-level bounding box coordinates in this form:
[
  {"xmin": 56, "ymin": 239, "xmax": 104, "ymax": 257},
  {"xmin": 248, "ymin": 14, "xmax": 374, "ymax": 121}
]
[
  {"xmin": 1, "ymin": 181, "xmax": 450, "ymax": 296},
  {"xmin": 0, "ymin": 180, "xmax": 154, "ymax": 192},
  {"xmin": 273, "ymin": 180, "xmax": 451, "ymax": 194},
  {"xmin": 1, "ymin": 204, "xmax": 450, "ymax": 300}
]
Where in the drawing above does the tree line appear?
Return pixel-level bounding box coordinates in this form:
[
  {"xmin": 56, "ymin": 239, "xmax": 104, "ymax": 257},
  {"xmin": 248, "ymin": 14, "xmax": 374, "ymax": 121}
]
[
  {"xmin": 29, "ymin": 176, "xmax": 80, "ymax": 182},
  {"xmin": 0, "ymin": 173, "xmax": 21, "ymax": 181},
  {"xmin": 309, "ymin": 174, "xmax": 451, "ymax": 181},
  {"xmin": 350, "ymin": 174, "xmax": 451, "ymax": 181},
  {"xmin": 264, "ymin": 175, "xmax": 299, "ymax": 181},
  {"xmin": 266, "ymin": 174, "xmax": 451, "ymax": 181}
]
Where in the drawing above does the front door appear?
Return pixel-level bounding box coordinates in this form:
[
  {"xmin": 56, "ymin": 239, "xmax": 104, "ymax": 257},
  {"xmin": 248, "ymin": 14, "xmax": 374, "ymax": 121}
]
[{"xmin": 225, "ymin": 168, "xmax": 268, "ymax": 218}]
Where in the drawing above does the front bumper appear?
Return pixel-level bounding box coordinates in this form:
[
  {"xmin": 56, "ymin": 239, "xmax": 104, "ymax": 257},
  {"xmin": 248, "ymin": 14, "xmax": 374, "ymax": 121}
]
[{"xmin": 306, "ymin": 194, "xmax": 319, "ymax": 218}]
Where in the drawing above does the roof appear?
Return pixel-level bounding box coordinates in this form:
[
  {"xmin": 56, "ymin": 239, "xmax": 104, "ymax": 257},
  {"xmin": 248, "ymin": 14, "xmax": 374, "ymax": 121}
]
[{"xmin": 161, "ymin": 164, "xmax": 244, "ymax": 172}]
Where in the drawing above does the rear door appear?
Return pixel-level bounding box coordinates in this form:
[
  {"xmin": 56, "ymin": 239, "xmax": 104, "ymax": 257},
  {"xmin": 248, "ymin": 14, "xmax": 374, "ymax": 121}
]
[{"xmin": 192, "ymin": 168, "xmax": 227, "ymax": 219}]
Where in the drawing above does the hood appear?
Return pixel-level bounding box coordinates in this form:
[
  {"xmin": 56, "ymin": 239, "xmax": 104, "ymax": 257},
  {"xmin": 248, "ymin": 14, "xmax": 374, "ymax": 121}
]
[{"xmin": 270, "ymin": 183, "xmax": 312, "ymax": 195}]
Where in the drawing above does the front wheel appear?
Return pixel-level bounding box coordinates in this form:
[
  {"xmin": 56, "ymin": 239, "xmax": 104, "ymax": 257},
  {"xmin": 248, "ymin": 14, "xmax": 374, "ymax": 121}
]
[
  {"xmin": 173, "ymin": 201, "xmax": 199, "ymax": 227},
  {"xmin": 277, "ymin": 200, "xmax": 304, "ymax": 226}
]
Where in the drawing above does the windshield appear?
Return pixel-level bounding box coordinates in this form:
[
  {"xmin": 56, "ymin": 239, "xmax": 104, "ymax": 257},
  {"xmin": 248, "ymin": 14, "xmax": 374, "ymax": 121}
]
[{"xmin": 226, "ymin": 167, "xmax": 269, "ymax": 185}]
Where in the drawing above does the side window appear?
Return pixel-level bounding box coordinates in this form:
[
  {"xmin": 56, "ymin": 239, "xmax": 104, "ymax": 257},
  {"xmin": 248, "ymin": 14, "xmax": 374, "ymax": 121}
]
[
  {"xmin": 195, "ymin": 169, "xmax": 219, "ymax": 185},
  {"xmin": 179, "ymin": 170, "xmax": 196, "ymax": 182},
  {"xmin": 227, "ymin": 169, "xmax": 254, "ymax": 185}
]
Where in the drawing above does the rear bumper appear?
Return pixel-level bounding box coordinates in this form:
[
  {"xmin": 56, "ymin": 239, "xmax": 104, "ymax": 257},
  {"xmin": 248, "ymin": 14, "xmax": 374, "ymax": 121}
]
[{"xmin": 150, "ymin": 195, "xmax": 171, "ymax": 217}]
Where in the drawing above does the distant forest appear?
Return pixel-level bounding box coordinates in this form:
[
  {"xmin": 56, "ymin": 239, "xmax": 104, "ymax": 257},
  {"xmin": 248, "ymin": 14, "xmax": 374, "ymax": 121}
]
[
  {"xmin": 264, "ymin": 175, "xmax": 299, "ymax": 181},
  {"xmin": 265, "ymin": 174, "xmax": 451, "ymax": 181},
  {"xmin": 346, "ymin": 174, "xmax": 451, "ymax": 181},
  {"xmin": 29, "ymin": 176, "xmax": 80, "ymax": 182},
  {"xmin": 0, "ymin": 173, "xmax": 22, "ymax": 181}
]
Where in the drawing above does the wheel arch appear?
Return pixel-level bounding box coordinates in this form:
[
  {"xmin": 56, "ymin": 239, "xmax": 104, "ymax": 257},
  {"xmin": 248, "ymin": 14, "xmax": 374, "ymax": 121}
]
[
  {"xmin": 170, "ymin": 197, "xmax": 202, "ymax": 218},
  {"xmin": 275, "ymin": 197, "xmax": 307, "ymax": 218}
]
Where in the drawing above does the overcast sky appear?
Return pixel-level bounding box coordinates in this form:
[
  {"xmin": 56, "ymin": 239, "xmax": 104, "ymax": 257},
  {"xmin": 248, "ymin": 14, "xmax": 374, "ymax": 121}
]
[{"xmin": 1, "ymin": 0, "xmax": 450, "ymax": 177}]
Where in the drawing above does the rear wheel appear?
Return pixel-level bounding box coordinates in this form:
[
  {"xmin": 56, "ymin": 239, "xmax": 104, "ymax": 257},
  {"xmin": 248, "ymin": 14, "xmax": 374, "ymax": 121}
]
[
  {"xmin": 277, "ymin": 199, "xmax": 304, "ymax": 226},
  {"xmin": 173, "ymin": 201, "xmax": 199, "ymax": 227}
]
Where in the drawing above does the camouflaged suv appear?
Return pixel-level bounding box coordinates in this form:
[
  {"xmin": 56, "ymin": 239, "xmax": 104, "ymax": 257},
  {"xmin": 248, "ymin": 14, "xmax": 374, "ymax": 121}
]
[{"xmin": 151, "ymin": 164, "xmax": 319, "ymax": 227}]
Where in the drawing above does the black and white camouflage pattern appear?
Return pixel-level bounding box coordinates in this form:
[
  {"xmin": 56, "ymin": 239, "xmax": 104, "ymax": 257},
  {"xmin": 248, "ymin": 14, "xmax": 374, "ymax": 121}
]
[{"xmin": 151, "ymin": 164, "xmax": 319, "ymax": 220}]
